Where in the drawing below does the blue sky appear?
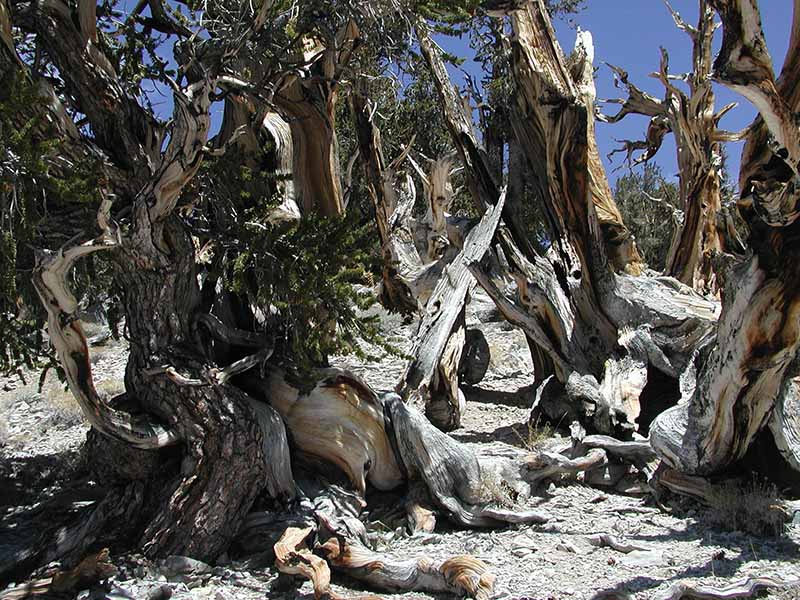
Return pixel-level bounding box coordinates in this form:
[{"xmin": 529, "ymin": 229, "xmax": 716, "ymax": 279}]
[
  {"xmin": 440, "ymin": 1, "xmax": 794, "ymax": 189},
  {"xmin": 138, "ymin": 2, "xmax": 793, "ymax": 190}
]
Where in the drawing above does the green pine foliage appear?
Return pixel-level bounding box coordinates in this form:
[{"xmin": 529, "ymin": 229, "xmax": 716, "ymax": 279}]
[
  {"xmin": 192, "ymin": 148, "xmax": 397, "ymax": 374},
  {"xmin": 226, "ymin": 210, "xmax": 393, "ymax": 372},
  {"xmin": 0, "ymin": 74, "xmax": 103, "ymax": 377},
  {"xmin": 614, "ymin": 163, "xmax": 681, "ymax": 271}
]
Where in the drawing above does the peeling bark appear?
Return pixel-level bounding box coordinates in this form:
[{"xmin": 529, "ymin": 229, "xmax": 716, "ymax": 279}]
[
  {"xmin": 651, "ymin": 0, "xmax": 800, "ymax": 475},
  {"xmin": 274, "ymin": 21, "xmax": 360, "ymax": 217}
]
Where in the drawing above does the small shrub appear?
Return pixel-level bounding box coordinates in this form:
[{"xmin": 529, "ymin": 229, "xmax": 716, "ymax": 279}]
[
  {"xmin": 706, "ymin": 477, "xmax": 787, "ymax": 537},
  {"xmin": 479, "ymin": 469, "xmax": 520, "ymax": 509},
  {"xmin": 95, "ymin": 378, "xmax": 125, "ymax": 400},
  {"xmin": 512, "ymin": 415, "xmax": 555, "ymax": 451},
  {"xmin": 44, "ymin": 387, "xmax": 84, "ymax": 429}
]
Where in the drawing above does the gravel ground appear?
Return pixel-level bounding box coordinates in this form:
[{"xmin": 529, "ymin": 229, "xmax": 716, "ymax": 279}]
[{"xmin": 1, "ymin": 303, "xmax": 799, "ymax": 600}]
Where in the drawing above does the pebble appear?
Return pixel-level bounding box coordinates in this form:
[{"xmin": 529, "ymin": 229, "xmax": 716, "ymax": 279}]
[{"xmin": 146, "ymin": 585, "xmax": 173, "ymax": 600}]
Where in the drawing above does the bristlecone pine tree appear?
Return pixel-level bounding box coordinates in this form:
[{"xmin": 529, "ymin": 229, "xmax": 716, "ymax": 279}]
[{"xmin": 1, "ymin": 0, "xmax": 799, "ymax": 596}]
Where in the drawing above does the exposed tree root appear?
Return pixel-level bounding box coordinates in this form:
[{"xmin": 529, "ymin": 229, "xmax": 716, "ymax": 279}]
[
  {"xmin": 652, "ymin": 576, "xmax": 800, "ymax": 600},
  {"xmin": 274, "ymin": 527, "xmax": 332, "ymax": 600},
  {"xmin": 523, "ymin": 448, "xmax": 608, "ymax": 485},
  {"xmin": 314, "ymin": 484, "xmax": 496, "ymax": 600},
  {"xmin": 0, "ymin": 549, "xmax": 116, "ymax": 600}
]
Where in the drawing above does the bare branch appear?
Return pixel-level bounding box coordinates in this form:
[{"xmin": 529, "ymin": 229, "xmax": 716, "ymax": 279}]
[{"xmin": 599, "ymin": 64, "xmax": 666, "ymax": 123}]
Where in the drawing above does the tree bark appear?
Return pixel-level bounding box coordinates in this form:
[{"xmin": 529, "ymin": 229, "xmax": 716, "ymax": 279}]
[
  {"xmin": 273, "ymin": 21, "xmax": 360, "ymax": 217},
  {"xmin": 650, "ymin": 0, "xmax": 800, "ymax": 475},
  {"xmin": 350, "ymin": 88, "xmax": 419, "ymax": 313},
  {"xmin": 396, "ymin": 192, "xmax": 506, "ymax": 430},
  {"xmin": 602, "ymin": 3, "xmax": 725, "ymax": 292},
  {"xmin": 15, "ymin": 7, "xmax": 293, "ymax": 557}
]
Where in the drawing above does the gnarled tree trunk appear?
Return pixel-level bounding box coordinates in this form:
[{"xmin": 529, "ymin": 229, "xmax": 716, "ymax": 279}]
[{"xmin": 650, "ymin": 0, "xmax": 800, "ymax": 475}]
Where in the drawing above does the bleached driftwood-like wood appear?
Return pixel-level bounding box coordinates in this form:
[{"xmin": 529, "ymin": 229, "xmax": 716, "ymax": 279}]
[
  {"xmin": 713, "ymin": 0, "xmax": 800, "ymax": 226},
  {"xmin": 274, "ymin": 21, "xmax": 360, "ymax": 217},
  {"xmin": 312, "ymin": 484, "xmax": 497, "ymax": 600},
  {"xmin": 274, "ymin": 527, "xmax": 331, "ymax": 600},
  {"xmin": 263, "ymin": 372, "xmax": 559, "ymax": 528},
  {"xmin": 351, "ymin": 89, "xmax": 420, "ymax": 313},
  {"xmin": 418, "ymin": 15, "xmax": 655, "ymax": 434},
  {"xmin": 267, "ymin": 369, "xmax": 405, "ymax": 495},
  {"xmin": 509, "ymin": 5, "xmax": 636, "ymax": 283},
  {"xmin": 397, "ymin": 191, "xmax": 506, "ymax": 430},
  {"xmin": 469, "ymin": 245, "xmax": 682, "ymax": 434},
  {"xmin": 261, "ymin": 112, "xmax": 301, "ymax": 224},
  {"xmin": 580, "ymin": 436, "xmax": 656, "ymax": 464},
  {"xmin": 210, "ymin": 96, "xmax": 300, "ymax": 224},
  {"xmin": 652, "ymin": 577, "xmax": 800, "ymax": 600},
  {"xmin": 650, "ymin": 0, "xmax": 800, "ymax": 473},
  {"xmin": 770, "ymin": 375, "xmax": 800, "ymax": 472},
  {"xmin": 523, "ymin": 448, "xmax": 608, "ymax": 485},
  {"xmin": 246, "ymin": 398, "xmax": 297, "ymax": 502},
  {"xmin": 248, "ymin": 371, "xmax": 618, "ymax": 596}
]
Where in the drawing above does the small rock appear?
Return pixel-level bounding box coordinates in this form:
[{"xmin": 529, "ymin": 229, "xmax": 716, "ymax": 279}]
[
  {"xmin": 146, "ymin": 584, "xmax": 173, "ymax": 600},
  {"xmin": 556, "ymin": 541, "xmax": 578, "ymax": 553},
  {"xmin": 620, "ymin": 550, "xmax": 665, "ymax": 568},
  {"xmin": 421, "ymin": 535, "xmax": 439, "ymax": 545},
  {"xmin": 161, "ymin": 556, "xmax": 212, "ymax": 577}
]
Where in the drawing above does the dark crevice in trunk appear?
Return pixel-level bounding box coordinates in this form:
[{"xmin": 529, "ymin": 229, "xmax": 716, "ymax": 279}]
[{"xmin": 636, "ymin": 366, "xmax": 681, "ymax": 436}]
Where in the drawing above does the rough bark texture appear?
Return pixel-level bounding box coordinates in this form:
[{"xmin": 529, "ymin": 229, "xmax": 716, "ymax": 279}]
[
  {"xmin": 9, "ymin": 3, "xmax": 289, "ymax": 561},
  {"xmin": 651, "ymin": 0, "xmax": 800, "ymax": 475},
  {"xmin": 9, "ymin": 0, "xmax": 800, "ymax": 594}
]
